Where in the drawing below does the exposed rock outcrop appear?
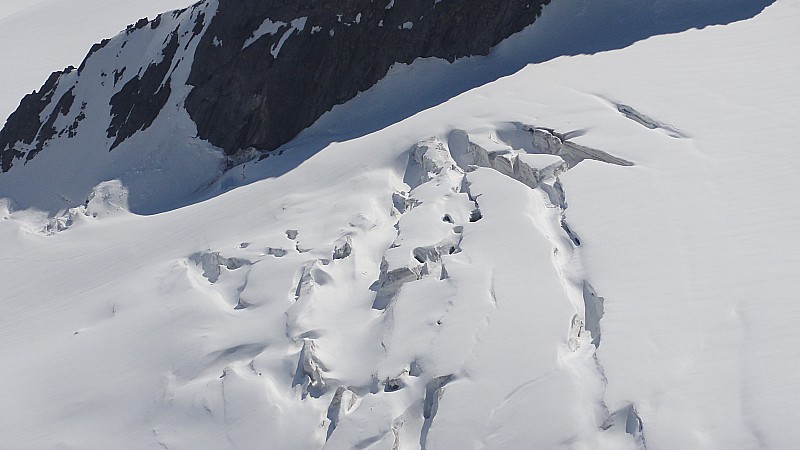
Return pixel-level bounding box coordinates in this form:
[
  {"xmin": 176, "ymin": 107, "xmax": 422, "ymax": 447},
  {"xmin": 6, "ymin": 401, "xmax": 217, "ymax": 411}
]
[
  {"xmin": 185, "ymin": 0, "xmax": 552, "ymax": 154},
  {"xmin": 0, "ymin": 0, "xmax": 552, "ymax": 173}
]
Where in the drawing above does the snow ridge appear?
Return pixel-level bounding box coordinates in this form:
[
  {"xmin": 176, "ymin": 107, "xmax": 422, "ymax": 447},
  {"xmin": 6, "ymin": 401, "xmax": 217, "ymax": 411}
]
[{"xmin": 446, "ymin": 124, "xmax": 648, "ymax": 447}]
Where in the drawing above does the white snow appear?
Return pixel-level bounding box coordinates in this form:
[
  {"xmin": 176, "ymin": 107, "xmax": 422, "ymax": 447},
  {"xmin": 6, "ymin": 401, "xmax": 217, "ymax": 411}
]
[
  {"xmin": 243, "ymin": 18, "xmax": 286, "ymax": 49},
  {"xmin": 271, "ymin": 17, "xmax": 308, "ymax": 58},
  {"xmin": 0, "ymin": 0, "xmax": 196, "ymax": 123},
  {"xmin": 1, "ymin": 0, "xmax": 798, "ymax": 448},
  {"xmin": 0, "ymin": 0, "xmax": 224, "ymax": 216}
]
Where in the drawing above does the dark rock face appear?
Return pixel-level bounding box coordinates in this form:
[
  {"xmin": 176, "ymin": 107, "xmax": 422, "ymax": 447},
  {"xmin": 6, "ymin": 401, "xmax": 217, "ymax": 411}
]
[
  {"xmin": 0, "ymin": 0, "xmax": 551, "ymax": 172},
  {"xmin": 107, "ymin": 30, "xmax": 180, "ymax": 150},
  {"xmin": 186, "ymin": 0, "xmax": 551, "ymax": 154},
  {"xmin": 0, "ymin": 68, "xmax": 75, "ymax": 172}
]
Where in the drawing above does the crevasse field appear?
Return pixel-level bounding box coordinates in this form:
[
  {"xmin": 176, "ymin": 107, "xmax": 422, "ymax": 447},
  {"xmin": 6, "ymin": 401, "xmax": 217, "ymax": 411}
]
[{"xmin": 1, "ymin": 0, "xmax": 798, "ymax": 448}]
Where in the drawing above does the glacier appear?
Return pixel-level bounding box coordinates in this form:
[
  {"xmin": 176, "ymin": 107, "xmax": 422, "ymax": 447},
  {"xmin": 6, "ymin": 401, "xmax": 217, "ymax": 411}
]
[{"xmin": 0, "ymin": 0, "xmax": 798, "ymax": 448}]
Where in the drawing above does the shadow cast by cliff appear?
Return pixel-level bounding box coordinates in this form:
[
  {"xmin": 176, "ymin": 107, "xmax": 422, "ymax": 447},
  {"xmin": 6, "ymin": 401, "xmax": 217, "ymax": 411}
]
[
  {"xmin": 0, "ymin": 0, "xmax": 777, "ymax": 215},
  {"xmin": 185, "ymin": 0, "xmax": 773, "ymax": 212}
]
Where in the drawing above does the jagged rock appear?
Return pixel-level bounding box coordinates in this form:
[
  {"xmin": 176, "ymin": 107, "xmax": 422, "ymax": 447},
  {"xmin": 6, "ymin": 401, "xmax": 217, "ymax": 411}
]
[
  {"xmin": 0, "ymin": 68, "xmax": 75, "ymax": 172},
  {"xmin": 0, "ymin": 0, "xmax": 552, "ymax": 172},
  {"xmin": 185, "ymin": 0, "xmax": 552, "ymax": 154}
]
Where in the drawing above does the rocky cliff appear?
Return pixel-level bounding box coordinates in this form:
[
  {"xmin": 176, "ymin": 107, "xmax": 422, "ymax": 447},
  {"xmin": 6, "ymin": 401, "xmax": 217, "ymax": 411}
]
[{"xmin": 0, "ymin": 0, "xmax": 551, "ymax": 173}]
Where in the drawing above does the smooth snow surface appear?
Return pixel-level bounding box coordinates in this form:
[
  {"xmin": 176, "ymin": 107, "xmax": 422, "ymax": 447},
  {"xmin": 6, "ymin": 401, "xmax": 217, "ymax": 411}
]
[{"xmin": 1, "ymin": 0, "xmax": 799, "ymax": 449}]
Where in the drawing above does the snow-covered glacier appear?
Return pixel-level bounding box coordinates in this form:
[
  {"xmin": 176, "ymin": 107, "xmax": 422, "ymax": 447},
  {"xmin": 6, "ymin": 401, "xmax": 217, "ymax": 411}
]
[{"xmin": 0, "ymin": 0, "xmax": 798, "ymax": 448}]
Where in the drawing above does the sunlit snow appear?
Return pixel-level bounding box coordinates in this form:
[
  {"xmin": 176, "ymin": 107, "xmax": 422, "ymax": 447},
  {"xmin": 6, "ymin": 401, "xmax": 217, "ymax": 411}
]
[{"xmin": 1, "ymin": 0, "xmax": 798, "ymax": 448}]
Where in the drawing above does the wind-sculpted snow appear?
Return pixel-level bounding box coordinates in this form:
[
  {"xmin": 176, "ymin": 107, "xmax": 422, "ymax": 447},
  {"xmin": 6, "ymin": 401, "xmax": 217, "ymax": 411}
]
[
  {"xmin": 1, "ymin": 0, "xmax": 798, "ymax": 448},
  {"xmin": 0, "ymin": 114, "xmax": 644, "ymax": 447}
]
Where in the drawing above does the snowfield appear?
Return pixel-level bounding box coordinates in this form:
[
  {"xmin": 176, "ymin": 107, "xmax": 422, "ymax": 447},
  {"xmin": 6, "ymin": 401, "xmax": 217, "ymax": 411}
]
[{"xmin": 1, "ymin": 0, "xmax": 798, "ymax": 449}]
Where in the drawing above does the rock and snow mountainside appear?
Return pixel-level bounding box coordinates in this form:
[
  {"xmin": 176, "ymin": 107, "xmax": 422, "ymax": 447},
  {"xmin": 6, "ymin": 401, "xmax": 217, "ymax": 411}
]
[
  {"xmin": 1, "ymin": 0, "xmax": 799, "ymax": 449},
  {"xmin": 0, "ymin": 0, "xmax": 549, "ymax": 214},
  {"xmin": 0, "ymin": 0, "xmax": 194, "ymax": 122}
]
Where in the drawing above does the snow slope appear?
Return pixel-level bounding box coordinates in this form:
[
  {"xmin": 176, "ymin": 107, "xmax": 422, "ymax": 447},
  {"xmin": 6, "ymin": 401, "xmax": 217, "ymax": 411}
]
[
  {"xmin": 0, "ymin": 0, "xmax": 194, "ymax": 122},
  {"xmin": 1, "ymin": 0, "xmax": 799, "ymax": 448},
  {"xmin": 0, "ymin": 0, "xmax": 225, "ymax": 216}
]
